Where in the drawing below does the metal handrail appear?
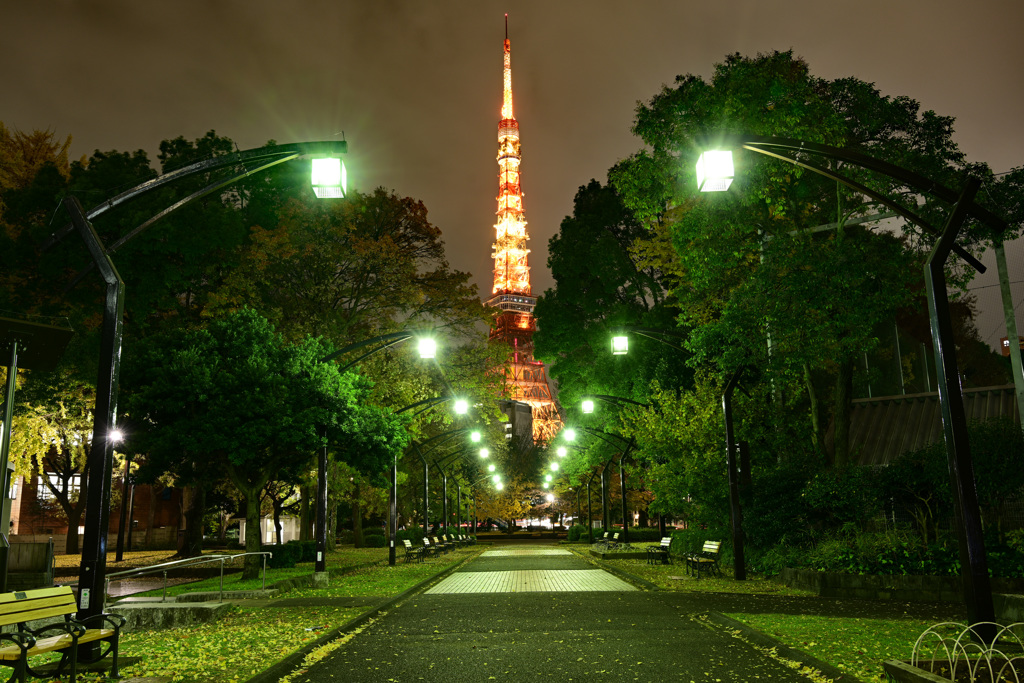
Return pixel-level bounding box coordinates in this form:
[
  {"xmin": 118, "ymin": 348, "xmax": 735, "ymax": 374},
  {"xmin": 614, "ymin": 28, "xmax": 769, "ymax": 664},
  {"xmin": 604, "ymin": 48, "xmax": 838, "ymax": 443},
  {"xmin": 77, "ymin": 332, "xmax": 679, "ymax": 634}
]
[{"xmin": 99, "ymin": 551, "xmax": 273, "ymax": 603}]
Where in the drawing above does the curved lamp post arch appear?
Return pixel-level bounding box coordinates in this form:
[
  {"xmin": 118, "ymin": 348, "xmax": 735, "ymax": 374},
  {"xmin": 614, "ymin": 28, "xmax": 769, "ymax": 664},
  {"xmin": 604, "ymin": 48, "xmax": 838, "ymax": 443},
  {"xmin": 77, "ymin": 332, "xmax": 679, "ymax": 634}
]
[
  {"xmin": 698, "ymin": 133, "xmax": 1011, "ymax": 639},
  {"xmin": 44, "ymin": 140, "xmax": 346, "ymax": 626}
]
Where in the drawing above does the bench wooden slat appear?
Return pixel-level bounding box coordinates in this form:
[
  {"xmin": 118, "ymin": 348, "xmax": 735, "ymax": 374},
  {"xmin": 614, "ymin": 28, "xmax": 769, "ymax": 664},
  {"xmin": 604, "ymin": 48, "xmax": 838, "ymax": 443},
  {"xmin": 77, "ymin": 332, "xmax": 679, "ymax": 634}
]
[{"xmin": 0, "ymin": 603, "xmax": 78, "ymax": 627}]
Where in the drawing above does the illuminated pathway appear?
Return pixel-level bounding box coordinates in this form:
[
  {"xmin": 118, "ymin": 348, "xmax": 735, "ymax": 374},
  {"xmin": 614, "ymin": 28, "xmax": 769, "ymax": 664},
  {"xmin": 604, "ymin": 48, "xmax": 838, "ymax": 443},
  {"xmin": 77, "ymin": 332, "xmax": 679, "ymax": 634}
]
[
  {"xmin": 425, "ymin": 547, "xmax": 635, "ymax": 593},
  {"xmin": 288, "ymin": 544, "xmax": 825, "ymax": 682}
]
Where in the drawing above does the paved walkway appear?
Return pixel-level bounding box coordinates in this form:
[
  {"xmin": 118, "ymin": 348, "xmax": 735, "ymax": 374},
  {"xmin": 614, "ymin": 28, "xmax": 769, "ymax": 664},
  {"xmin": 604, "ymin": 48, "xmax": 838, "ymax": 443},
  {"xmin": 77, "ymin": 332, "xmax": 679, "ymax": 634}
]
[{"xmin": 288, "ymin": 545, "xmax": 831, "ymax": 682}]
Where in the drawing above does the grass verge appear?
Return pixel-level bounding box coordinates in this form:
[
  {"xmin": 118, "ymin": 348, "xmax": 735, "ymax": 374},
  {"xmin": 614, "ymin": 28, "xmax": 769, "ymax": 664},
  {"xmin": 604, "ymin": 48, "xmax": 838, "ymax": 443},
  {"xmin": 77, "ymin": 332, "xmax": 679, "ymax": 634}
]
[
  {"xmin": 724, "ymin": 613, "xmax": 937, "ymax": 682},
  {"xmin": 60, "ymin": 546, "xmax": 480, "ymax": 682},
  {"xmin": 572, "ymin": 543, "xmax": 958, "ymax": 682}
]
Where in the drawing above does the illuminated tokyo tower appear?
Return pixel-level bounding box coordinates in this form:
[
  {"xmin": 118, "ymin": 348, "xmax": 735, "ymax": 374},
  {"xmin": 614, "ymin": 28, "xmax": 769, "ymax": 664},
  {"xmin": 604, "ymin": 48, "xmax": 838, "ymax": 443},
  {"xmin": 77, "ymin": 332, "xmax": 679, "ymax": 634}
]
[{"xmin": 484, "ymin": 15, "xmax": 562, "ymax": 445}]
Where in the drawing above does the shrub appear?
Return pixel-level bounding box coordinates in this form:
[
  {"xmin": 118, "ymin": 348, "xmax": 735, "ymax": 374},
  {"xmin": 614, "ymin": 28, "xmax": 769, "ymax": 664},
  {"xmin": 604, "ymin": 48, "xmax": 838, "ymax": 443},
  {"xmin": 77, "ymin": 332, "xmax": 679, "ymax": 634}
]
[
  {"xmin": 398, "ymin": 527, "xmax": 426, "ymax": 544},
  {"xmin": 567, "ymin": 525, "xmax": 582, "ymax": 542},
  {"xmin": 261, "ymin": 543, "xmax": 302, "ymax": 568},
  {"xmin": 625, "ymin": 527, "xmax": 663, "ymax": 543},
  {"xmin": 286, "ymin": 540, "xmax": 317, "ymax": 563},
  {"xmin": 363, "ymin": 534, "xmax": 386, "ymax": 548},
  {"xmin": 337, "ymin": 530, "xmax": 355, "ymax": 545},
  {"xmin": 802, "ymin": 466, "xmax": 880, "ymax": 536}
]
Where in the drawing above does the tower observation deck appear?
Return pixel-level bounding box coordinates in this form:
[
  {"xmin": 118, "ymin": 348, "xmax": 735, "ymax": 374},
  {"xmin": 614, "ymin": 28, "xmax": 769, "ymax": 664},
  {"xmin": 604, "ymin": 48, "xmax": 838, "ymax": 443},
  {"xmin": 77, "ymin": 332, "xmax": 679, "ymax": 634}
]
[{"xmin": 484, "ymin": 17, "xmax": 562, "ymax": 445}]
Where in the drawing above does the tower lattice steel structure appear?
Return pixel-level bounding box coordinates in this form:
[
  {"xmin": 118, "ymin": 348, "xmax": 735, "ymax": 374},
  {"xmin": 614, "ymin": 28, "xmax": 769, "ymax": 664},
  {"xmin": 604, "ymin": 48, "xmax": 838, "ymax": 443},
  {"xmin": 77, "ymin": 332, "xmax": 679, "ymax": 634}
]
[{"xmin": 484, "ymin": 17, "xmax": 562, "ymax": 444}]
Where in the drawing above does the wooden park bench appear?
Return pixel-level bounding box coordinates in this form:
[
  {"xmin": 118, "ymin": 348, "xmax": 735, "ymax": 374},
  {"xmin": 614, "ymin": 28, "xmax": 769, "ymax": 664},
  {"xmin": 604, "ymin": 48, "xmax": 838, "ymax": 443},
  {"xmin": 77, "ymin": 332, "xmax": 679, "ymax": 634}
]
[
  {"xmin": 593, "ymin": 532, "xmax": 610, "ymax": 549},
  {"xmin": 432, "ymin": 532, "xmax": 452, "ymax": 557},
  {"xmin": 0, "ymin": 585, "xmax": 125, "ymax": 682},
  {"xmin": 646, "ymin": 537, "xmax": 672, "ymax": 565},
  {"xmin": 402, "ymin": 539, "xmax": 424, "ymax": 563},
  {"xmin": 421, "ymin": 537, "xmax": 440, "ymax": 559},
  {"xmin": 686, "ymin": 540, "xmax": 722, "ymax": 578}
]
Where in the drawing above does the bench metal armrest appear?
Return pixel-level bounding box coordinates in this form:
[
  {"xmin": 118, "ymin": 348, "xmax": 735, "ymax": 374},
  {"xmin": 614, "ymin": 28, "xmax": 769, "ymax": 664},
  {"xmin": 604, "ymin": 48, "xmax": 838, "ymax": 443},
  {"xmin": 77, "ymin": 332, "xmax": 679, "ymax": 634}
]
[
  {"xmin": 28, "ymin": 619, "xmax": 86, "ymax": 640},
  {"xmin": 0, "ymin": 631, "xmax": 36, "ymax": 652},
  {"xmin": 74, "ymin": 612, "xmax": 127, "ymax": 632}
]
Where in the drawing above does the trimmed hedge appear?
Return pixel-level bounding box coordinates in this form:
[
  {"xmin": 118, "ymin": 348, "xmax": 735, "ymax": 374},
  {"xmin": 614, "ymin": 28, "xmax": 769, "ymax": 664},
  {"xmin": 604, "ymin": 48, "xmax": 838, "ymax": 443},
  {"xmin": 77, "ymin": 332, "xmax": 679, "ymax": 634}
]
[{"xmin": 363, "ymin": 533, "xmax": 387, "ymax": 548}]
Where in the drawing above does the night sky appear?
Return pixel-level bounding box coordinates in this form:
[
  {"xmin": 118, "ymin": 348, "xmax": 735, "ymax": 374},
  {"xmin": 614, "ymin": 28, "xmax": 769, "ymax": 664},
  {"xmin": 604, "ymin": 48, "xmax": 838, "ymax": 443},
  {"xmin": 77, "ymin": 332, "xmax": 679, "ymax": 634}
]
[{"xmin": 4, "ymin": 1, "xmax": 1024, "ymax": 347}]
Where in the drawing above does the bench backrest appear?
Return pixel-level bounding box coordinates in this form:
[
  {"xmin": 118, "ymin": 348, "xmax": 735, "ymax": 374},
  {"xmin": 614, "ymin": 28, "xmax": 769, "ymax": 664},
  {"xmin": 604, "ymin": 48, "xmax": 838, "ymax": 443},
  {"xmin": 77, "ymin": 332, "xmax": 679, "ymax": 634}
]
[
  {"xmin": 612, "ymin": 533, "xmax": 620, "ymax": 541},
  {"xmin": 433, "ymin": 537, "xmax": 443, "ymax": 545},
  {"xmin": 9, "ymin": 540, "xmax": 54, "ymax": 574},
  {"xmin": 422, "ymin": 538, "xmax": 432, "ymax": 547},
  {"xmin": 402, "ymin": 539, "xmax": 413, "ymax": 549},
  {"xmin": 660, "ymin": 537, "xmax": 672, "ymax": 547},
  {"xmin": 0, "ymin": 586, "xmax": 76, "ymax": 628},
  {"xmin": 703, "ymin": 541, "xmax": 721, "ymax": 554}
]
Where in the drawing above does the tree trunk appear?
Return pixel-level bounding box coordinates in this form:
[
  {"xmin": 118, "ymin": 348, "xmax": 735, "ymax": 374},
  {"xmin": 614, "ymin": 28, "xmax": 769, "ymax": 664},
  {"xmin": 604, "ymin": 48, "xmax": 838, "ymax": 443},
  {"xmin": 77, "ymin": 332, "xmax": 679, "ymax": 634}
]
[
  {"xmin": 298, "ymin": 484, "xmax": 312, "ymax": 542},
  {"xmin": 833, "ymin": 358, "xmax": 854, "ymax": 468},
  {"xmin": 272, "ymin": 500, "xmax": 283, "ymax": 545},
  {"xmin": 804, "ymin": 362, "xmax": 823, "ymax": 458},
  {"xmin": 145, "ymin": 484, "xmax": 159, "ymax": 548},
  {"xmin": 352, "ymin": 484, "xmax": 364, "ymax": 548},
  {"xmin": 64, "ymin": 506, "xmax": 83, "ymax": 554},
  {"xmin": 178, "ymin": 483, "xmax": 206, "ymax": 558},
  {"xmin": 243, "ymin": 490, "xmax": 263, "ymax": 580}
]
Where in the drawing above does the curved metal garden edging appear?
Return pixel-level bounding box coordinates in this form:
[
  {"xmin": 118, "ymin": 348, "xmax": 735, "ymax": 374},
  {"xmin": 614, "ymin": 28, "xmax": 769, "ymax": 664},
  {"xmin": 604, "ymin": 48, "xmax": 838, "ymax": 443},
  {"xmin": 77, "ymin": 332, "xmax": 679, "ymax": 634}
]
[{"xmin": 244, "ymin": 548, "xmax": 485, "ymax": 683}]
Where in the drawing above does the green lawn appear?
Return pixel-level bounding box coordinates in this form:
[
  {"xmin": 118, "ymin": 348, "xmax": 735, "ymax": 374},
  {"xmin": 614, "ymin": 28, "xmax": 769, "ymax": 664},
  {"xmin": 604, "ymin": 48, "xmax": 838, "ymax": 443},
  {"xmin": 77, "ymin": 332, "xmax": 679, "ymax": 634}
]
[
  {"xmin": 63, "ymin": 546, "xmax": 481, "ymax": 682},
  {"xmin": 725, "ymin": 613, "xmax": 938, "ymax": 682}
]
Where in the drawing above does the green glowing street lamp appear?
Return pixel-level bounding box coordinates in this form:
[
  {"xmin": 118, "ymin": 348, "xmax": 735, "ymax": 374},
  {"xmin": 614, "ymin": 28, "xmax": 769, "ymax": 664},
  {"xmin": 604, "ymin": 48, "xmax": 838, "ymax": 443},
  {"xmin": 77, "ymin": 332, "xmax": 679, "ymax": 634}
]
[
  {"xmin": 611, "ymin": 335, "xmax": 629, "ymax": 355},
  {"xmin": 492, "ymin": 474, "xmax": 501, "ymax": 484},
  {"xmin": 311, "ymin": 157, "xmax": 347, "ymax": 198},
  {"xmin": 454, "ymin": 399, "xmax": 469, "ymax": 415},
  {"xmin": 543, "ymin": 482, "xmax": 550, "ymax": 490},
  {"xmin": 564, "ymin": 428, "xmax": 576, "ymax": 442},
  {"xmin": 556, "ymin": 446, "xmax": 567, "ymax": 458},
  {"xmin": 496, "ymin": 482, "xmax": 504, "ymax": 491},
  {"xmin": 479, "ymin": 448, "xmax": 490, "ymax": 459},
  {"xmin": 581, "ymin": 399, "xmax": 595, "ymax": 414},
  {"xmin": 551, "ymin": 462, "xmax": 560, "ymax": 472},
  {"xmin": 695, "ymin": 150, "xmax": 734, "ymax": 192},
  {"xmin": 471, "ymin": 431, "xmax": 482, "ymax": 443},
  {"xmin": 417, "ymin": 337, "xmax": 437, "ymax": 359},
  {"xmin": 488, "ymin": 463, "xmax": 496, "ymax": 473}
]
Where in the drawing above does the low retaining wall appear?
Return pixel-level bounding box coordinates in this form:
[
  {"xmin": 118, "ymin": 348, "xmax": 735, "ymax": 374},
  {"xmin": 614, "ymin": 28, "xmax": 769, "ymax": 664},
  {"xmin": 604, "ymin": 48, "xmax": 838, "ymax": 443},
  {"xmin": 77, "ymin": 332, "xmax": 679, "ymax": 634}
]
[{"xmin": 782, "ymin": 567, "xmax": 1024, "ymax": 602}]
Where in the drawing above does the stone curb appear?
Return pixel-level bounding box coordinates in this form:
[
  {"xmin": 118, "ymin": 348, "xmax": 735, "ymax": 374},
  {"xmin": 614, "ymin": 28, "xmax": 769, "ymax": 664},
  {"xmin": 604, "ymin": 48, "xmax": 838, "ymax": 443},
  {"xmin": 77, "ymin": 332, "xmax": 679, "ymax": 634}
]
[
  {"xmin": 244, "ymin": 549, "xmax": 483, "ymax": 683},
  {"xmin": 706, "ymin": 612, "xmax": 866, "ymax": 683}
]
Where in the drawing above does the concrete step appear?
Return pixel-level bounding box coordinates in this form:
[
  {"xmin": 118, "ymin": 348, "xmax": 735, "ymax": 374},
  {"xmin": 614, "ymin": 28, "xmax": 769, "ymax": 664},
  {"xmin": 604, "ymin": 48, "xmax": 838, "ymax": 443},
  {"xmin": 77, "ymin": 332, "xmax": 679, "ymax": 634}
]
[
  {"xmin": 108, "ymin": 600, "xmax": 232, "ymax": 631},
  {"xmin": 176, "ymin": 588, "xmax": 280, "ymax": 602}
]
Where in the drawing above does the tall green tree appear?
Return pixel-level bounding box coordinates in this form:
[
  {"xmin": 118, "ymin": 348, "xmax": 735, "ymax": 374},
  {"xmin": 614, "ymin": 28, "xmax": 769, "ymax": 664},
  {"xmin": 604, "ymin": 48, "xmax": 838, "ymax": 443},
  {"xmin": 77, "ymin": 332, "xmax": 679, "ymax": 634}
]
[
  {"xmin": 127, "ymin": 308, "xmax": 408, "ymax": 577},
  {"xmin": 613, "ymin": 50, "xmax": 986, "ymax": 466}
]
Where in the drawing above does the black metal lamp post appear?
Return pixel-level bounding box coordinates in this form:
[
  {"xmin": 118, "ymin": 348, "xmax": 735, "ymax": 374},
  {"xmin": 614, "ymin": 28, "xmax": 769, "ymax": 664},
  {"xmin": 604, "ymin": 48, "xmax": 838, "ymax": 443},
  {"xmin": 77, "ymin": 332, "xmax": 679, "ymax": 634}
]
[
  {"xmin": 697, "ymin": 135, "xmax": 1009, "ymax": 640},
  {"xmin": 41, "ymin": 141, "xmax": 348, "ymax": 629},
  {"xmin": 576, "ymin": 405, "xmax": 642, "ymax": 543},
  {"xmin": 316, "ymin": 333, "xmax": 437, "ymax": 573},
  {"xmin": 722, "ymin": 368, "xmax": 747, "ymax": 581}
]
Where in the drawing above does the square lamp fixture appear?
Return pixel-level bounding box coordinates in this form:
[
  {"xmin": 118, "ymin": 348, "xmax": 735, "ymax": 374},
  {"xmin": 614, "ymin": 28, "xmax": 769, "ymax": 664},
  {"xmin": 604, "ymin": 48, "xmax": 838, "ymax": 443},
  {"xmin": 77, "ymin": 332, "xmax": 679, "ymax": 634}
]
[
  {"xmin": 417, "ymin": 337, "xmax": 437, "ymax": 359},
  {"xmin": 611, "ymin": 335, "xmax": 629, "ymax": 355},
  {"xmin": 311, "ymin": 157, "xmax": 346, "ymax": 198},
  {"xmin": 696, "ymin": 150, "xmax": 734, "ymax": 192},
  {"xmin": 582, "ymin": 399, "xmax": 595, "ymax": 414},
  {"xmin": 454, "ymin": 399, "xmax": 469, "ymax": 415}
]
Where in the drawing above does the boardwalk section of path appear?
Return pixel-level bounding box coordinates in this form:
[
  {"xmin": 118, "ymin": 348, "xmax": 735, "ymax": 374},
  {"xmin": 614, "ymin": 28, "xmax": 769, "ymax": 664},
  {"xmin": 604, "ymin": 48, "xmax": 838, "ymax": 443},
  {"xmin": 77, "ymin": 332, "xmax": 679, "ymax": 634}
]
[{"xmin": 288, "ymin": 544, "xmax": 827, "ymax": 682}]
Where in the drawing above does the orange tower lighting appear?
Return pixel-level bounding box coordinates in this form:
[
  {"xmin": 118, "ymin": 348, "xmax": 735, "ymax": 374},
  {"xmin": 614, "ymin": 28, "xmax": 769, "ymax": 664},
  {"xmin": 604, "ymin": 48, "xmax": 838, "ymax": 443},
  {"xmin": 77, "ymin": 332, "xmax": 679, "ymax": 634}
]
[{"xmin": 484, "ymin": 15, "xmax": 562, "ymax": 445}]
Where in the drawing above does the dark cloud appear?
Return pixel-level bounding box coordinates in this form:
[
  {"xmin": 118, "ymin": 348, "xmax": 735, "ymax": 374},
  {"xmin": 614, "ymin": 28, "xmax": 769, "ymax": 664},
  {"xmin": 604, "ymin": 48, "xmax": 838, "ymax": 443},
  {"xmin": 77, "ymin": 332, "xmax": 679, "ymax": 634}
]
[{"xmin": 4, "ymin": 0, "xmax": 1023, "ymax": 315}]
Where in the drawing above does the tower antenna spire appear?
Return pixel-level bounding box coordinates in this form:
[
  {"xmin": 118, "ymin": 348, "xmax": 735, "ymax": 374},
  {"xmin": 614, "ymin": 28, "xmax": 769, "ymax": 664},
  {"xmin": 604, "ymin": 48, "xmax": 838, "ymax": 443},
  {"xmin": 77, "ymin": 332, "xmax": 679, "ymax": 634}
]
[{"xmin": 484, "ymin": 15, "xmax": 563, "ymax": 446}]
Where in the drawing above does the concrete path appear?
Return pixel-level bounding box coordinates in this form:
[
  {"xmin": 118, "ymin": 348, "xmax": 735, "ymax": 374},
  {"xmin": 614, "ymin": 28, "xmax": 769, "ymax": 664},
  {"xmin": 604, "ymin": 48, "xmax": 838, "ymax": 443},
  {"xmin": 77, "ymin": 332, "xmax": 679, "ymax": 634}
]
[{"xmin": 288, "ymin": 544, "xmax": 825, "ymax": 682}]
